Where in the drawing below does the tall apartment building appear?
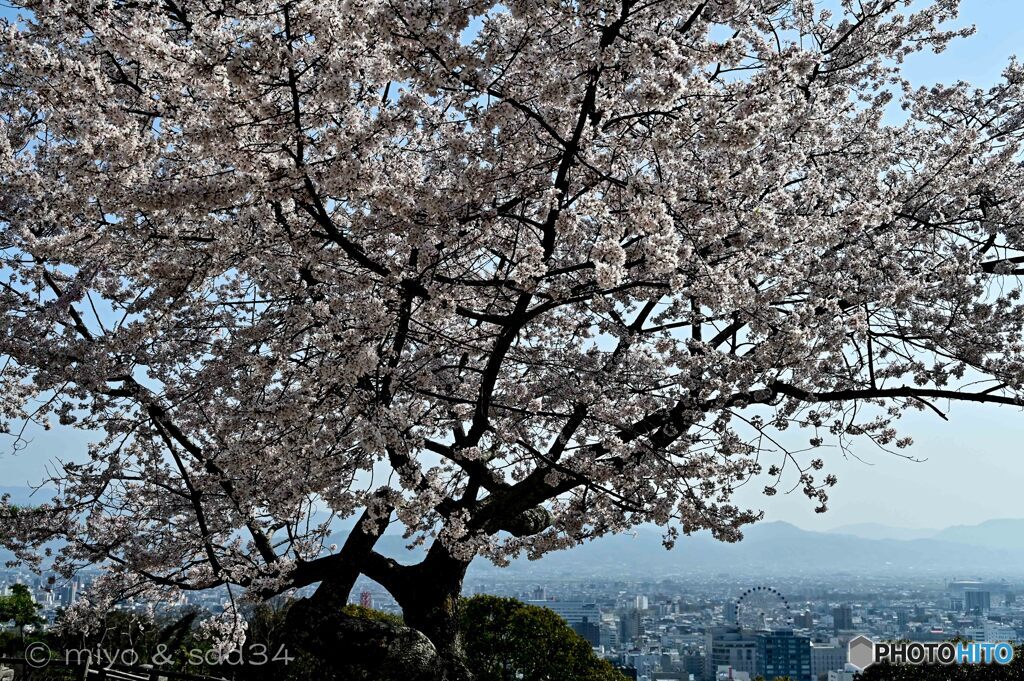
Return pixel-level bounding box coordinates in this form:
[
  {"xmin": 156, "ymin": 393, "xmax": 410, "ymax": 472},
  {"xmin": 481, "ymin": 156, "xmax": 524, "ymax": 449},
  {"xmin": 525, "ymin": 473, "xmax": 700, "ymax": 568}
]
[
  {"xmin": 704, "ymin": 626, "xmax": 759, "ymax": 681},
  {"xmin": 757, "ymin": 629, "xmax": 812, "ymax": 681},
  {"xmin": 810, "ymin": 643, "xmax": 847, "ymax": 680},
  {"xmin": 832, "ymin": 605, "xmax": 853, "ymax": 634}
]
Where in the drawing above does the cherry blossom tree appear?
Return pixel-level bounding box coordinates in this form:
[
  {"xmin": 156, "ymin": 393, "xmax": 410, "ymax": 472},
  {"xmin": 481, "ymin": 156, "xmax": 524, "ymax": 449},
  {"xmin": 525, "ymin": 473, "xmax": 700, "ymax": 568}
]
[{"xmin": 3, "ymin": 0, "xmax": 1024, "ymax": 677}]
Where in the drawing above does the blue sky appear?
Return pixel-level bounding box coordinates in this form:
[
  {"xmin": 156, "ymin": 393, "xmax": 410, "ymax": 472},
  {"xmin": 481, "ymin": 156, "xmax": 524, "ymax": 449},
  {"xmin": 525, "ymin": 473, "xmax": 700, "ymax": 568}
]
[
  {"xmin": 0, "ymin": 1, "xmax": 1022, "ymax": 531},
  {"xmin": 740, "ymin": 0, "xmax": 1024, "ymax": 531}
]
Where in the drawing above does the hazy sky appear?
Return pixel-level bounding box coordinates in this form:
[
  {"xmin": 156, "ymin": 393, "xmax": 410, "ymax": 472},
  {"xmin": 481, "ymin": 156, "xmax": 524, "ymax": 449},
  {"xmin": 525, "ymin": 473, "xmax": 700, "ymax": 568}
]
[{"xmin": 0, "ymin": 1, "xmax": 1022, "ymax": 532}]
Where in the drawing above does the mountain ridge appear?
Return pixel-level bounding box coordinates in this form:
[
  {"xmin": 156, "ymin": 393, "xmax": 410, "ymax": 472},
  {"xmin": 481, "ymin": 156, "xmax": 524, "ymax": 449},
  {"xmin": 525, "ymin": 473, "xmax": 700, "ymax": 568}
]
[
  {"xmin": 358, "ymin": 519, "xmax": 1024, "ymax": 578},
  {"xmin": 3, "ymin": 487, "xmax": 1023, "ymax": 577},
  {"xmin": 826, "ymin": 522, "xmax": 940, "ymax": 542}
]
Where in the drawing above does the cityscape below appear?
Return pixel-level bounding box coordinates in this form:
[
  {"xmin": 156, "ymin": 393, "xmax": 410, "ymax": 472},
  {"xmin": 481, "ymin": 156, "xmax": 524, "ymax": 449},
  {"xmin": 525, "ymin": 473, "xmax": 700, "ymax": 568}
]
[
  {"xmin": 3, "ymin": 487, "xmax": 1024, "ymax": 680},
  {"xmin": 2, "ymin": 565, "xmax": 1022, "ymax": 681}
]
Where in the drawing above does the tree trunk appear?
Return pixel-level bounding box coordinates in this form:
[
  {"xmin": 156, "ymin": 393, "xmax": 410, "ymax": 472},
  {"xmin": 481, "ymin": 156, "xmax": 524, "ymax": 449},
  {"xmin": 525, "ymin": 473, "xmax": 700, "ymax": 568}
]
[
  {"xmin": 367, "ymin": 543, "xmax": 474, "ymax": 681},
  {"xmin": 285, "ymin": 568, "xmax": 442, "ymax": 681},
  {"xmin": 398, "ymin": 559, "xmax": 471, "ymax": 681},
  {"xmin": 283, "ymin": 493, "xmax": 441, "ymax": 680}
]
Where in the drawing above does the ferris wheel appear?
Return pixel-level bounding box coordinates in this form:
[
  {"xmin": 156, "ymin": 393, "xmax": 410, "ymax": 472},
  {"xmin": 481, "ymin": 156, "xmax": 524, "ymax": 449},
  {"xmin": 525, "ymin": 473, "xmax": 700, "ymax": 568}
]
[{"xmin": 733, "ymin": 585, "xmax": 793, "ymax": 631}]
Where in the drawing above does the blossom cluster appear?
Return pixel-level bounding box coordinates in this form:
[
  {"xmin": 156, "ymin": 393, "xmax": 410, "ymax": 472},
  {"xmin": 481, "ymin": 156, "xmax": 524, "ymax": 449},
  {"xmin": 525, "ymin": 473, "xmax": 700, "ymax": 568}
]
[{"xmin": 1, "ymin": 0, "xmax": 1023, "ymax": 634}]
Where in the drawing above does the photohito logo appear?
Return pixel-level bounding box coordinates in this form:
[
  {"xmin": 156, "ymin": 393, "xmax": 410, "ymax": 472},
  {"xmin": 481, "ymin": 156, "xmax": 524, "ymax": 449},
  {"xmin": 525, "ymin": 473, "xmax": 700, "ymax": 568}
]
[{"xmin": 848, "ymin": 635, "xmax": 1015, "ymax": 670}]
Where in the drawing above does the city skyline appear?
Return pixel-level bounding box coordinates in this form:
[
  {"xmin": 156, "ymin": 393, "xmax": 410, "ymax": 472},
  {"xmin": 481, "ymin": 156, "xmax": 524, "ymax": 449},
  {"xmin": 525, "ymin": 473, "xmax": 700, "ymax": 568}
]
[{"xmin": 5, "ymin": 563, "xmax": 1023, "ymax": 680}]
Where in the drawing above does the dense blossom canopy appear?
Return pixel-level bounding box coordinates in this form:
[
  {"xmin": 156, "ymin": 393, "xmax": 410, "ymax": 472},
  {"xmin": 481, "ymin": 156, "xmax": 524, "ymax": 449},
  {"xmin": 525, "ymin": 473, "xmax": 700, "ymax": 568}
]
[{"xmin": 2, "ymin": 0, "xmax": 1024, "ymax": 633}]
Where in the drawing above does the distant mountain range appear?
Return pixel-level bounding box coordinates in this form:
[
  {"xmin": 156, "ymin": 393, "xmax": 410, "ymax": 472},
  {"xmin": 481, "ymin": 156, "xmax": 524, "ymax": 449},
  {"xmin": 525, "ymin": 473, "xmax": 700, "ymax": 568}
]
[
  {"xmin": 360, "ymin": 518, "xmax": 1024, "ymax": 579},
  {"xmin": 826, "ymin": 522, "xmax": 939, "ymax": 542},
  {"xmin": 4, "ymin": 486, "xmax": 1023, "ymax": 577},
  {"xmin": 476, "ymin": 520, "xmax": 1024, "ymax": 578}
]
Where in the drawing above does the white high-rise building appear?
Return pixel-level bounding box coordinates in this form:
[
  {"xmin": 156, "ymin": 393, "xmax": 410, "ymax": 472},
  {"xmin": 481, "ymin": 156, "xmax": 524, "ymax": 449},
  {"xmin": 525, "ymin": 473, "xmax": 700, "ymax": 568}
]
[
  {"xmin": 811, "ymin": 643, "xmax": 847, "ymax": 678},
  {"xmin": 705, "ymin": 626, "xmax": 759, "ymax": 681},
  {"xmin": 964, "ymin": 621, "xmax": 1018, "ymax": 642}
]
